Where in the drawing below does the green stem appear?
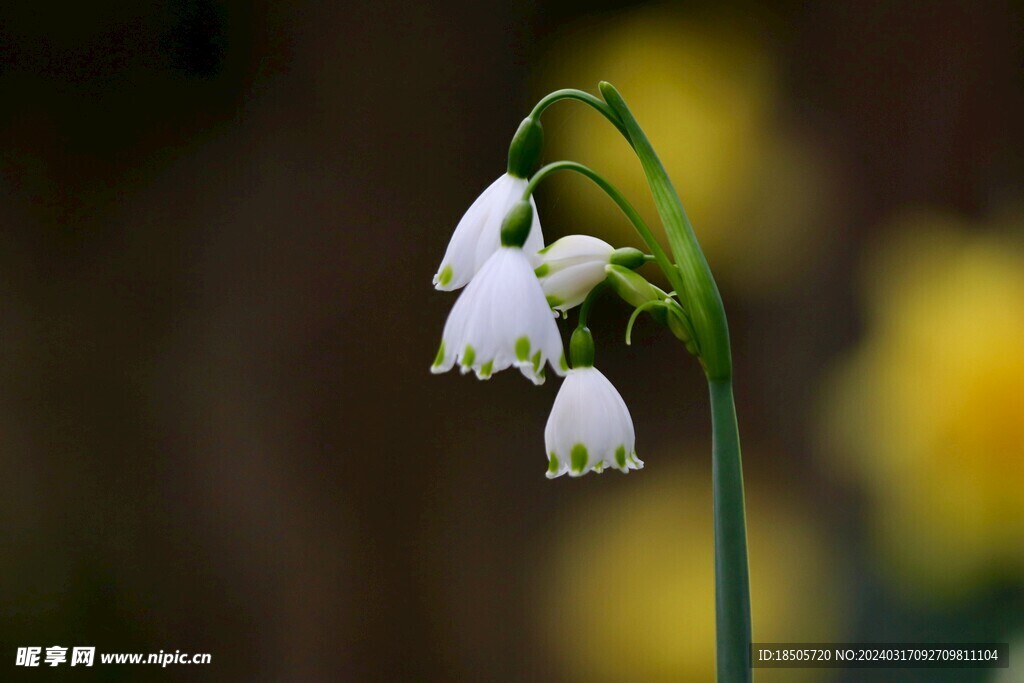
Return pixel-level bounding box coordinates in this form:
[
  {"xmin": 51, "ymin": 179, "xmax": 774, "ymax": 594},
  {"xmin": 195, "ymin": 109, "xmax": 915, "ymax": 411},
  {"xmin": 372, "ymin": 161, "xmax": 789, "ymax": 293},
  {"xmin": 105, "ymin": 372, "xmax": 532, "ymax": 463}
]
[
  {"xmin": 523, "ymin": 161, "xmax": 681, "ymax": 297},
  {"xmin": 709, "ymin": 378, "xmax": 752, "ymax": 683},
  {"xmin": 529, "ymin": 89, "xmax": 633, "ymax": 145},
  {"xmin": 577, "ymin": 281, "xmax": 605, "ymax": 328},
  {"xmin": 593, "ymin": 81, "xmax": 750, "ymax": 682}
]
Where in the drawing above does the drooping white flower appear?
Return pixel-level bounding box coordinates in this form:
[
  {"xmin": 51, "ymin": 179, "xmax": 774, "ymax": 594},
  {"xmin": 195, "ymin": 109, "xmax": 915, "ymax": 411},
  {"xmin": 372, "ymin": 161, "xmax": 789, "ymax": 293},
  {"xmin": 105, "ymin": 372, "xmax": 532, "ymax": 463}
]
[
  {"xmin": 535, "ymin": 235, "xmax": 615, "ymax": 312},
  {"xmin": 433, "ymin": 174, "xmax": 544, "ymax": 291},
  {"xmin": 431, "ymin": 247, "xmax": 566, "ymax": 384},
  {"xmin": 544, "ymin": 366, "xmax": 642, "ymax": 478}
]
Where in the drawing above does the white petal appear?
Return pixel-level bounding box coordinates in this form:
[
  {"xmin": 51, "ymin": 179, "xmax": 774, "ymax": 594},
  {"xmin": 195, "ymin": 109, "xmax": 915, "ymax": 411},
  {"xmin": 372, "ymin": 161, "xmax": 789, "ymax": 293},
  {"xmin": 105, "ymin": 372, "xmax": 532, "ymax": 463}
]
[
  {"xmin": 434, "ymin": 175, "xmax": 545, "ymax": 291},
  {"xmin": 537, "ymin": 235, "xmax": 614, "ymax": 311},
  {"xmin": 538, "ymin": 235, "xmax": 613, "ymax": 271},
  {"xmin": 432, "ymin": 247, "xmax": 566, "ymax": 383},
  {"xmin": 544, "ymin": 367, "xmax": 640, "ymax": 478},
  {"xmin": 522, "ymin": 194, "xmax": 545, "ymax": 265},
  {"xmin": 540, "ymin": 261, "xmax": 611, "ymax": 311}
]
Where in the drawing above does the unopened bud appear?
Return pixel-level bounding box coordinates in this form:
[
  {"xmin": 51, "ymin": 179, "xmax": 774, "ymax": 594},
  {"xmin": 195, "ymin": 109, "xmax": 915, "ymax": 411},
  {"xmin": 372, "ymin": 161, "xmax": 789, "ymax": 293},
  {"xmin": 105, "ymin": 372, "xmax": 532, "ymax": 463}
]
[
  {"xmin": 609, "ymin": 247, "xmax": 646, "ymax": 270},
  {"xmin": 605, "ymin": 264, "xmax": 667, "ymax": 325}
]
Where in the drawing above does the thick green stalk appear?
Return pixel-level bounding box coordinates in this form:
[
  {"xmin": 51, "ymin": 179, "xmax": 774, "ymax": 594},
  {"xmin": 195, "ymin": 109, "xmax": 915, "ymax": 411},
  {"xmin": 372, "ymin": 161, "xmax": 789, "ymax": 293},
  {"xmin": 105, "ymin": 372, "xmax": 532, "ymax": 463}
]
[
  {"xmin": 709, "ymin": 379, "xmax": 751, "ymax": 683},
  {"xmin": 597, "ymin": 81, "xmax": 751, "ymax": 682}
]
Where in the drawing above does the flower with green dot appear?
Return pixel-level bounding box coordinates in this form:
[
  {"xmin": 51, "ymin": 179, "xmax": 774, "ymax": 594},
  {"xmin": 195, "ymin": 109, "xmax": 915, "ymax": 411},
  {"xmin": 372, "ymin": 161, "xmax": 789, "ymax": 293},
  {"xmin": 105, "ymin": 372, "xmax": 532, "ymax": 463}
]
[{"xmin": 545, "ymin": 327, "xmax": 641, "ymax": 478}]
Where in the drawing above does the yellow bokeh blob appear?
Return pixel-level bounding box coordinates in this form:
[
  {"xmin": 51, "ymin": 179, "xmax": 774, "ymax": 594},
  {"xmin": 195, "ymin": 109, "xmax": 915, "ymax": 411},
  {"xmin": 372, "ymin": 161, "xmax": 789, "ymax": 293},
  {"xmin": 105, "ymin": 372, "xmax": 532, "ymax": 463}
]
[
  {"xmin": 535, "ymin": 6, "xmax": 839, "ymax": 295},
  {"xmin": 533, "ymin": 455, "xmax": 840, "ymax": 683},
  {"xmin": 821, "ymin": 208, "xmax": 1024, "ymax": 599}
]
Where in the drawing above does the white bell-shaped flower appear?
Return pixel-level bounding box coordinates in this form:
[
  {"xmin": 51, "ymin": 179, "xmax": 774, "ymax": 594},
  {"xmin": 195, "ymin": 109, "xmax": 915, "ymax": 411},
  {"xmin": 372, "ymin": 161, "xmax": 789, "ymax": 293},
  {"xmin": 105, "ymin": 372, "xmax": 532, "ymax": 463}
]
[
  {"xmin": 536, "ymin": 235, "xmax": 614, "ymax": 312},
  {"xmin": 431, "ymin": 246, "xmax": 566, "ymax": 384},
  {"xmin": 433, "ymin": 174, "xmax": 544, "ymax": 291},
  {"xmin": 544, "ymin": 365, "xmax": 642, "ymax": 478}
]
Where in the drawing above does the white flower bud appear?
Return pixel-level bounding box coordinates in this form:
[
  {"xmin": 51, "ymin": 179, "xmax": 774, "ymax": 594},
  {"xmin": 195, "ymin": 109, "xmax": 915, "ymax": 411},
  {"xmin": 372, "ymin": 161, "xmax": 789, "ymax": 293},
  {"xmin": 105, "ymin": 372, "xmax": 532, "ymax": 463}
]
[{"xmin": 535, "ymin": 235, "xmax": 615, "ymax": 312}]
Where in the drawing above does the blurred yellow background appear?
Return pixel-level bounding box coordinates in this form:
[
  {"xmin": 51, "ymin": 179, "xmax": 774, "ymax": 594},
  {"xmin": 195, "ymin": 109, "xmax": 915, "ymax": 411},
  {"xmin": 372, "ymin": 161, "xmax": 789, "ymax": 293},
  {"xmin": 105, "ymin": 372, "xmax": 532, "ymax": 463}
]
[{"xmin": 820, "ymin": 209, "xmax": 1024, "ymax": 600}]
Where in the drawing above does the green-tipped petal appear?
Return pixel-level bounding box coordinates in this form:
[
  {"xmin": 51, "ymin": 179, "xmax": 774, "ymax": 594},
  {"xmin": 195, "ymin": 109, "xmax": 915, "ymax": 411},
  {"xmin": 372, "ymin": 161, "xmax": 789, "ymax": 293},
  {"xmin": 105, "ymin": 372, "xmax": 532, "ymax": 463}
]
[
  {"xmin": 436, "ymin": 265, "xmax": 453, "ymax": 287},
  {"xmin": 479, "ymin": 360, "xmax": 494, "ymax": 379},
  {"xmin": 515, "ymin": 336, "xmax": 531, "ymax": 362},
  {"xmin": 570, "ymin": 444, "xmax": 588, "ymax": 474},
  {"xmin": 461, "ymin": 344, "xmax": 476, "ymax": 368},
  {"xmin": 615, "ymin": 445, "xmax": 627, "ymax": 469}
]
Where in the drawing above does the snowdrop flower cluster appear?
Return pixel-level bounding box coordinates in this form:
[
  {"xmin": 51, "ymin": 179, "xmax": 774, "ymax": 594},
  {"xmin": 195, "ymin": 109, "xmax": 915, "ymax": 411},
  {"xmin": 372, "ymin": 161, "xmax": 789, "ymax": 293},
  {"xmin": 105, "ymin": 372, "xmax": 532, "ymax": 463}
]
[
  {"xmin": 430, "ymin": 114, "xmax": 659, "ymax": 477},
  {"xmin": 426, "ymin": 82, "xmax": 751, "ymax": 683}
]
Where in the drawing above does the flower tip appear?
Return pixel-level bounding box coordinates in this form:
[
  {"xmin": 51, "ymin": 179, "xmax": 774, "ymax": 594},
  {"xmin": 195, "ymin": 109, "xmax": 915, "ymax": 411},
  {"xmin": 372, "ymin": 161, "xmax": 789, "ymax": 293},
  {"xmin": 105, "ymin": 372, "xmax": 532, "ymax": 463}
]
[
  {"xmin": 473, "ymin": 359, "xmax": 494, "ymax": 380},
  {"xmin": 630, "ymin": 452, "xmax": 644, "ymax": 470},
  {"xmin": 598, "ymin": 81, "xmax": 617, "ymax": 100},
  {"xmin": 433, "ymin": 264, "xmax": 455, "ymax": 291},
  {"xmin": 518, "ymin": 363, "xmax": 546, "ymax": 386},
  {"xmin": 431, "ymin": 341, "xmax": 448, "ymax": 374}
]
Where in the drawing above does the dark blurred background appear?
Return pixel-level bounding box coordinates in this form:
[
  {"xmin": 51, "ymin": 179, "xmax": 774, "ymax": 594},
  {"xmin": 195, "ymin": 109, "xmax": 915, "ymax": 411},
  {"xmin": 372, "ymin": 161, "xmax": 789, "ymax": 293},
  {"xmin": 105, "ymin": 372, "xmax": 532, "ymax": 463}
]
[{"xmin": 1, "ymin": 1, "xmax": 1022, "ymax": 681}]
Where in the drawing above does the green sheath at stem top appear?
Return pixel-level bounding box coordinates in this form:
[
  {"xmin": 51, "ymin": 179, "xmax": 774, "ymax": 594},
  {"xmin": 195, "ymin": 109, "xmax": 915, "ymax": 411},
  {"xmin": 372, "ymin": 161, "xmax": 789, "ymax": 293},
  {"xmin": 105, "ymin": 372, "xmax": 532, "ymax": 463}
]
[{"xmin": 597, "ymin": 82, "xmax": 732, "ymax": 381}]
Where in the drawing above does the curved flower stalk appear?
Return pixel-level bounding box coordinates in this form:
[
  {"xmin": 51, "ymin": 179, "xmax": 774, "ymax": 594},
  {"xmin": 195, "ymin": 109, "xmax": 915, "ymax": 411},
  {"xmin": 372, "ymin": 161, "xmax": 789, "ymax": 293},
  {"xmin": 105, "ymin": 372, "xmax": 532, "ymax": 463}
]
[{"xmin": 599, "ymin": 82, "xmax": 750, "ymax": 683}]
